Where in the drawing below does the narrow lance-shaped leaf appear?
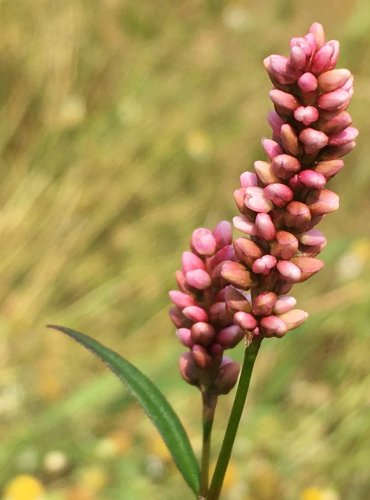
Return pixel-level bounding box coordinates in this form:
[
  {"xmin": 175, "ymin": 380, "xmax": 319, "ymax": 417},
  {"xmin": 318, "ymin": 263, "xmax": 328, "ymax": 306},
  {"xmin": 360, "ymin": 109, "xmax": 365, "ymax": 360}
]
[{"xmin": 48, "ymin": 325, "xmax": 200, "ymax": 494}]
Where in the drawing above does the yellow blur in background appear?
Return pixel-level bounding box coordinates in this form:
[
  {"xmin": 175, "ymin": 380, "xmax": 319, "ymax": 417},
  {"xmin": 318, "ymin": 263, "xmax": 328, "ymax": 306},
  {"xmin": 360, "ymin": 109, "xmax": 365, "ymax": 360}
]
[{"xmin": 0, "ymin": 1, "xmax": 369, "ymax": 499}]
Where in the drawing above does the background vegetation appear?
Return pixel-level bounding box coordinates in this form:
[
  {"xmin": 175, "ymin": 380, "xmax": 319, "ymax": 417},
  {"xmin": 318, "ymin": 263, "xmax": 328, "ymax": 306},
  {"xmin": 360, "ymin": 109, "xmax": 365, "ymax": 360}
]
[{"xmin": 0, "ymin": 1, "xmax": 369, "ymax": 499}]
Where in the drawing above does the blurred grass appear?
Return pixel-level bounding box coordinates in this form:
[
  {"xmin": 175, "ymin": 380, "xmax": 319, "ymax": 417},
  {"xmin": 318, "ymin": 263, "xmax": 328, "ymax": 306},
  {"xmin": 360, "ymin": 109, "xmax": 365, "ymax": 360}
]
[{"xmin": 0, "ymin": 1, "xmax": 369, "ymax": 499}]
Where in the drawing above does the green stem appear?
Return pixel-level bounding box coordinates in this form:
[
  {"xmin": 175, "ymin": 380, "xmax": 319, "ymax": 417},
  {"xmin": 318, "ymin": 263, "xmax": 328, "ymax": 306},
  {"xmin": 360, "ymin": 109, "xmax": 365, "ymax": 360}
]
[
  {"xmin": 199, "ymin": 391, "xmax": 218, "ymax": 499},
  {"xmin": 207, "ymin": 340, "xmax": 261, "ymax": 500}
]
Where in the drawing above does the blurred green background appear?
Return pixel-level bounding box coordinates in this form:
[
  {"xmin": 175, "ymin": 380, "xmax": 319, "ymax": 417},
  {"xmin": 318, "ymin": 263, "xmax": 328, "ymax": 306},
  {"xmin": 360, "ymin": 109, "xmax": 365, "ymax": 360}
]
[{"xmin": 0, "ymin": 1, "xmax": 369, "ymax": 499}]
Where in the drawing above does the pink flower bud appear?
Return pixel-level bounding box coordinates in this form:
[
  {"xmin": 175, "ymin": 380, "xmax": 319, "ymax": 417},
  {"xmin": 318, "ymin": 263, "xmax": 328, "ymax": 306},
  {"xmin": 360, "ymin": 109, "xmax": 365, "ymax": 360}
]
[
  {"xmin": 298, "ymin": 169, "xmax": 326, "ymax": 189},
  {"xmin": 191, "ymin": 322, "xmax": 215, "ymax": 346},
  {"xmin": 278, "ymin": 309, "xmax": 308, "ymax": 330},
  {"xmin": 213, "ymin": 220, "xmax": 233, "ymax": 247},
  {"xmin": 306, "ymin": 189, "xmax": 339, "ymax": 215},
  {"xmin": 299, "ymin": 128, "xmax": 328, "ymax": 154},
  {"xmin": 320, "ymin": 141, "xmax": 356, "ymax": 160},
  {"xmin": 183, "ymin": 305, "xmax": 208, "ymax": 323},
  {"xmin": 233, "ymin": 215, "xmax": 257, "ymax": 236},
  {"xmin": 280, "ymin": 124, "xmax": 300, "ymax": 155},
  {"xmin": 311, "ymin": 40, "xmax": 339, "ymax": 73},
  {"xmin": 169, "ymin": 290, "xmax": 196, "ymax": 309},
  {"xmin": 252, "ymin": 255, "xmax": 277, "ymax": 275},
  {"xmin": 261, "ymin": 139, "xmax": 284, "ymax": 160},
  {"xmin": 271, "ymin": 230, "xmax": 299, "ymax": 260},
  {"xmin": 260, "ymin": 315, "xmax": 288, "ymax": 337},
  {"xmin": 277, "ymin": 260, "xmax": 302, "ymax": 282},
  {"xmin": 285, "ymin": 202, "xmax": 311, "ymax": 230},
  {"xmin": 233, "ymin": 188, "xmax": 246, "ymax": 211},
  {"xmin": 255, "ymin": 213, "xmax": 276, "ymax": 241},
  {"xmin": 221, "ymin": 261, "xmax": 255, "ymax": 290},
  {"xmin": 208, "ymin": 245, "xmax": 236, "ymax": 270},
  {"xmin": 240, "ymin": 171, "xmax": 258, "ymax": 188},
  {"xmin": 318, "ymin": 89, "xmax": 351, "ymax": 111},
  {"xmin": 179, "ymin": 352, "xmax": 200, "ymax": 385},
  {"xmin": 314, "ymin": 159, "xmax": 344, "ymax": 179},
  {"xmin": 294, "ymin": 106, "xmax": 319, "ymax": 126},
  {"xmin": 233, "ymin": 311, "xmax": 258, "ymax": 330},
  {"xmin": 273, "ymin": 295, "xmax": 297, "ymax": 314},
  {"xmin": 182, "ymin": 251, "xmax": 205, "ymax": 273},
  {"xmin": 192, "ymin": 344, "xmax": 212, "ymax": 369},
  {"xmin": 299, "ymin": 229, "xmax": 326, "ymax": 246},
  {"xmin": 298, "ymin": 72, "xmax": 318, "ymax": 92},
  {"xmin": 269, "ymin": 89, "xmax": 299, "ymax": 112},
  {"xmin": 291, "ymin": 256, "xmax": 324, "ymax": 281},
  {"xmin": 169, "ymin": 307, "xmax": 188, "ymax": 328},
  {"xmin": 252, "ymin": 291, "xmax": 277, "ymax": 316},
  {"xmin": 185, "ymin": 269, "xmax": 212, "ymax": 290},
  {"xmin": 191, "ymin": 228, "xmax": 217, "ymax": 256},
  {"xmin": 271, "ymin": 154, "xmax": 301, "ymax": 179},
  {"xmin": 213, "ymin": 358, "xmax": 240, "ymax": 394},
  {"xmin": 244, "ymin": 186, "xmax": 274, "ymax": 213},
  {"xmin": 328, "ymin": 126, "xmax": 359, "ymax": 147},
  {"xmin": 209, "ymin": 302, "xmax": 230, "ymax": 326},
  {"xmin": 290, "ymin": 44, "xmax": 307, "ymax": 70},
  {"xmin": 267, "ymin": 111, "xmax": 285, "ymax": 135},
  {"xmin": 309, "ymin": 22, "xmax": 325, "ymax": 48},
  {"xmin": 317, "ymin": 69, "xmax": 352, "ymax": 93},
  {"xmin": 176, "ymin": 328, "xmax": 193, "ymax": 348},
  {"xmin": 319, "ymin": 111, "xmax": 352, "ymax": 135},
  {"xmin": 264, "ymin": 183, "xmax": 294, "ymax": 207},
  {"xmin": 224, "ymin": 286, "xmax": 252, "ymax": 313},
  {"xmin": 233, "ymin": 237, "xmax": 263, "ymax": 267},
  {"xmin": 264, "ymin": 55, "xmax": 298, "ymax": 85},
  {"xmin": 254, "ymin": 160, "xmax": 280, "ymax": 184},
  {"xmin": 217, "ymin": 324, "xmax": 244, "ymax": 348}
]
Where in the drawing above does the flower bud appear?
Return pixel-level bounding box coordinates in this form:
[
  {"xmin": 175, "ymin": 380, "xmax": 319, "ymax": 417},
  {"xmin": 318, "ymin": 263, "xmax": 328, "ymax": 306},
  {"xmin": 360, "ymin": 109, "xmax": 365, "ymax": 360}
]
[
  {"xmin": 224, "ymin": 286, "xmax": 252, "ymax": 313},
  {"xmin": 176, "ymin": 328, "xmax": 193, "ymax": 348},
  {"xmin": 261, "ymin": 139, "xmax": 284, "ymax": 160},
  {"xmin": 252, "ymin": 291, "xmax": 277, "ymax": 316},
  {"xmin": 185, "ymin": 269, "xmax": 211, "ymax": 290},
  {"xmin": 182, "ymin": 251, "xmax": 205, "ymax": 273},
  {"xmin": 191, "ymin": 322, "xmax": 215, "ymax": 346},
  {"xmin": 270, "ymin": 89, "xmax": 299, "ymax": 112},
  {"xmin": 217, "ymin": 325, "xmax": 244, "ymax": 348},
  {"xmin": 299, "ymin": 229, "xmax": 326, "ymax": 246},
  {"xmin": 169, "ymin": 290, "xmax": 196, "ymax": 309},
  {"xmin": 221, "ymin": 261, "xmax": 255, "ymax": 290},
  {"xmin": 179, "ymin": 352, "xmax": 200, "ymax": 385},
  {"xmin": 318, "ymin": 111, "xmax": 352, "ymax": 135},
  {"xmin": 260, "ymin": 315, "xmax": 288, "ymax": 337},
  {"xmin": 213, "ymin": 220, "xmax": 233, "ymax": 248},
  {"xmin": 209, "ymin": 302, "xmax": 230, "ymax": 326},
  {"xmin": 272, "ymin": 154, "xmax": 301, "ymax": 179},
  {"xmin": 291, "ymin": 256, "xmax": 324, "ymax": 281},
  {"xmin": 267, "ymin": 111, "xmax": 285, "ymax": 135},
  {"xmin": 273, "ymin": 295, "xmax": 297, "ymax": 314},
  {"xmin": 278, "ymin": 309, "xmax": 308, "ymax": 330},
  {"xmin": 208, "ymin": 245, "xmax": 236, "ymax": 270},
  {"xmin": 311, "ymin": 40, "xmax": 339, "ymax": 73},
  {"xmin": 233, "ymin": 311, "xmax": 258, "ymax": 330},
  {"xmin": 244, "ymin": 186, "xmax": 274, "ymax": 213},
  {"xmin": 213, "ymin": 358, "xmax": 240, "ymax": 395},
  {"xmin": 280, "ymin": 124, "xmax": 300, "ymax": 155},
  {"xmin": 309, "ymin": 22, "xmax": 325, "ymax": 48},
  {"xmin": 294, "ymin": 106, "xmax": 319, "ymax": 126},
  {"xmin": 314, "ymin": 159, "xmax": 344, "ymax": 179},
  {"xmin": 318, "ymin": 89, "xmax": 351, "ymax": 111},
  {"xmin": 252, "ymin": 254, "xmax": 277, "ymax": 275},
  {"xmin": 306, "ymin": 189, "xmax": 339, "ymax": 215},
  {"xmin": 285, "ymin": 201, "xmax": 311, "ymax": 230},
  {"xmin": 192, "ymin": 344, "xmax": 213, "ymax": 369},
  {"xmin": 240, "ymin": 171, "xmax": 258, "ymax": 188},
  {"xmin": 183, "ymin": 305, "xmax": 208, "ymax": 323},
  {"xmin": 328, "ymin": 126, "xmax": 359, "ymax": 147},
  {"xmin": 191, "ymin": 228, "xmax": 217, "ymax": 256},
  {"xmin": 320, "ymin": 141, "xmax": 356, "ymax": 160},
  {"xmin": 298, "ymin": 169, "xmax": 326, "ymax": 189},
  {"xmin": 169, "ymin": 307, "xmax": 189, "ymax": 328},
  {"xmin": 298, "ymin": 72, "xmax": 318, "ymax": 92},
  {"xmin": 233, "ymin": 188, "xmax": 246, "ymax": 211},
  {"xmin": 255, "ymin": 213, "xmax": 276, "ymax": 241},
  {"xmin": 276, "ymin": 260, "xmax": 302, "ymax": 282},
  {"xmin": 271, "ymin": 230, "xmax": 299, "ymax": 260},
  {"xmin": 233, "ymin": 238, "xmax": 263, "ymax": 267},
  {"xmin": 254, "ymin": 160, "xmax": 280, "ymax": 184},
  {"xmin": 264, "ymin": 55, "xmax": 298, "ymax": 85},
  {"xmin": 233, "ymin": 215, "xmax": 257, "ymax": 236},
  {"xmin": 299, "ymin": 128, "xmax": 328, "ymax": 154},
  {"xmin": 317, "ymin": 68, "xmax": 351, "ymax": 93},
  {"xmin": 264, "ymin": 183, "xmax": 294, "ymax": 207}
]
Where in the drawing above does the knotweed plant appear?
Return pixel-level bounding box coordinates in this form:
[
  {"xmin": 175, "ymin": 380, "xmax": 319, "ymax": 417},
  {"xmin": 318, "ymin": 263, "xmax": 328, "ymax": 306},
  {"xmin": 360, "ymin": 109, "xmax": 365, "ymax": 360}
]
[{"xmin": 51, "ymin": 23, "xmax": 356, "ymax": 499}]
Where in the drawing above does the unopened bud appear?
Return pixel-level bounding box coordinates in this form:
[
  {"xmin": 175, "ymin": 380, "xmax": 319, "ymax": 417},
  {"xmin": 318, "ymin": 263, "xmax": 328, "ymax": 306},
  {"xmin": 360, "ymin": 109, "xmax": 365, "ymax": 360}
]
[
  {"xmin": 233, "ymin": 215, "xmax": 257, "ymax": 236},
  {"xmin": 233, "ymin": 238, "xmax": 263, "ymax": 267},
  {"xmin": 217, "ymin": 324, "xmax": 244, "ymax": 348},
  {"xmin": 254, "ymin": 160, "xmax": 280, "ymax": 184},
  {"xmin": 183, "ymin": 305, "xmax": 208, "ymax": 323},
  {"xmin": 179, "ymin": 352, "xmax": 200, "ymax": 385},
  {"xmin": 169, "ymin": 290, "xmax": 196, "ymax": 309},
  {"xmin": 309, "ymin": 22, "xmax": 325, "ymax": 49},
  {"xmin": 244, "ymin": 186, "xmax": 274, "ymax": 213},
  {"xmin": 285, "ymin": 201, "xmax": 311, "ymax": 230},
  {"xmin": 233, "ymin": 188, "xmax": 246, "ymax": 211},
  {"xmin": 278, "ymin": 309, "xmax": 308, "ymax": 330},
  {"xmin": 314, "ymin": 159, "xmax": 344, "ymax": 179},
  {"xmin": 255, "ymin": 213, "xmax": 276, "ymax": 241},
  {"xmin": 299, "ymin": 128, "xmax": 328, "ymax": 154},
  {"xmin": 192, "ymin": 344, "xmax": 212, "ymax": 369},
  {"xmin": 264, "ymin": 183, "xmax": 294, "ymax": 207},
  {"xmin": 276, "ymin": 260, "xmax": 302, "ymax": 282},
  {"xmin": 225, "ymin": 286, "xmax": 252, "ymax": 313},
  {"xmin": 182, "ymin": 251, "xmax": 205, "ymax": 273},
  {"xmin": 298, "ymin": 169, "xmax": 326, "ymax": 189},
  {"xmin": 252, "ymin": 254, "xmax": 277, "ymax": 275},
  {"xmin": 213, "ymin": 221, "xmax": 233, "ymax": 248},
  {"xmin": 261, "ymin": 139, "xmax": 284, "ymax": 160},
  {"xmin": 264, "ymin": 55, "xmax": 298, "ymax": 85},
  {"xmin": 317, "ymin": 68, "xmax": 351, "ymax": 93},
  {"xmin": 209, "ymin": 302, "xmax": 230, "ymax": 326},
  {"xmin": 267, "ymin": 111, "xmax": 285, "ymax": 135},
  {"xmin": 311, "ymin": 40, "xmax": 339, "ymax": 73},
  {"xmin": 328, "ymin": 126, "xmax": 359, "ymax": 147},
  {"xmin": 320, "ymin": 141, "xmax": 356, "ymax": 160},
  {"xmin": 240, "ymin": 171, "xmax": 258, "ymax": 188},
  {"xmin": 273, "ymin": 295, "xmax": 297, "ymax": 314},
  {"xmin": 318, "ymin": 89, "xmax": 351, "ymax": 112},
  {"xmin": 213, "ymin": 358, "xmax": 240, "ymax": 395},
  {"xmin": 252, "ymin": 291, "xmax": 277, "ymax": 316},
  {"xmin": 191, "ymin": 322, "xmax": 215, "ymax": 346},
  {"xmin": 185, "ymin": 269, "xmax": 211, "ymax": 290},
  {"xmin": 291, "ymin": 256, "xmax": 324, "ymax": 281},
  {"xmin": 233, "ymin": 311, "xmax": 258, "ymax": 330},
  {"xmin": 298, "ymin": 72, "xmax": 318, "ymax": 92},
  {"xmin": 191, "ymin": 228, "xmax": 217, "ymax": 256},
  {"xmin": 294, "ymin": 106, "xmax": 319, "ymax": 125},
  {"xmin": 221, "ymin": 261, "xmax": 255, "ymax": 290},
  {"xmin": 271, "ymin": 230, "xmax": 299, "ymax": 260},
  {"xmin": 176, "ymin": 328, "xmax": 193, "ymax": 348},
  {"xmin": 260, "ymin": 315, "xmax": 288, "ymax": 337},
  {"xmin": 319, "ymin": 111, "xmax": 352, "ymax": 135},
  {"xmin": 280, "ymin": 124, "xmax": 300, "ymax": 155},
  {"xmin": 306, "ymin": 189, "xmax": 339, "ymax": 215},
  {"xmin": 299, "ymin": 229, "xmax": 326, "ymax": 247},
  {"xmin": 169, "ymin": 307, "xmax": 188, "ymax": 328},
  {"xmin": 272, "ymin": 154, "xmax": 301, "ymax": 179},
  {"xmin": 269, "ymin": 89, "xmax": 299, "ymax": 113}
]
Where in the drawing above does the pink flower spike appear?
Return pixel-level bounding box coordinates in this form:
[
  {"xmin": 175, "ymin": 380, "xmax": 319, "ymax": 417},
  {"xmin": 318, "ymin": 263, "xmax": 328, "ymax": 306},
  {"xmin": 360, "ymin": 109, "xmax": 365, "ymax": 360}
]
[
  {"xmin": 260, "ymin": 315, "xmax": 288, "ymax": 338},
  {"xmin": 244, "ymin": 186, "xmax": 274, "ymax": 213},
  {"xmin": 169, "ymin": 290, "xmax": 196, "ymax": 309},
  {"xmin": 182, "ymin": 251, "xmax": 205, "ymax": 273},
  {"xmin": 328, "ymin": 127, "xmax": 359, "ymax": 147},
  {"xmin": 233, "ymin": 311, "xmax": 258, "ymax": 331},
  {"xmin": 191, "ymin": 228, "xmax": 217, "ymax": 256},
  {"xmin": 183, "ymin": 305, "xmax": 208, "ymax": 323},
  {"xmin": 298, "ymin": 170, "xmax": 326, "ymax": 189},
  {"xmin": 277, "ymin": 260, "xmax": 302, "ymax": 283},
  {"xmin": 216, "ymin": 324, "xmax": 244, "ymax": 348},
  {"xmin": 185, "ymin": 269, "xmax": 212, "ymax": 290},
  {"xmin": 213, "ymin": 220, "xmax": 233, "ymax": 247},
  {"xmin": 261, "ymin": 139, "xmax": 284, "ymax": 160},
  {"xmin": 294, "ymin": 106, "xmax": 319, "ymax": 126},
  {"xmin": 176, "ymin": 328, "xmax": 193, "ymax": 348},
  {"xmin": 298, "ymin": 72, "xmax": 318, "ymax": 92},
  {"xmin": 274, "ymin": 295, "xmax": 297, "ymax": 314},
  {"xmin": 255, "ymin": 213, "xmax": 276, "ymax": 241},
  {"xmin": 240, "ymin": 171, "xmax": 258, "ymax": 188},
  {"xmin": 233, "ymin": 215, "xmax": 257, "ymax": 236}
]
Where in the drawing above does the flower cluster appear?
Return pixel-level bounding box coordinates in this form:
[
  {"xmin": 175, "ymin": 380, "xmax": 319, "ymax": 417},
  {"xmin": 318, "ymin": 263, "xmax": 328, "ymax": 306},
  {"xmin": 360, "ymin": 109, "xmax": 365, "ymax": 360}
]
[
  {"xmin": 169, "ymin": 22, "xmax": 357, "ymax": 391},
  {"xmin": 222, "ymin": 22, "xmax": 357, "ymax": 339}
]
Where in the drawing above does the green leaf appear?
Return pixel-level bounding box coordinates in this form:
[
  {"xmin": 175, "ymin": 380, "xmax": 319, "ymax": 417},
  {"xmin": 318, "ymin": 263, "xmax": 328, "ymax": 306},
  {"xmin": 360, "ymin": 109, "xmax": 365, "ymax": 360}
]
[{"xmin": 48, "ymin": 325, "xmax": 200, "ymax": 494}]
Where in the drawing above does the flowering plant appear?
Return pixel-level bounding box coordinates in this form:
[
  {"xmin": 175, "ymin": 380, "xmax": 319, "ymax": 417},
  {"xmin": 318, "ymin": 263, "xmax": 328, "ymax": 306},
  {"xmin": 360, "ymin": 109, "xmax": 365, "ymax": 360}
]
[{"xmin": 50, "ymin": 22, "xmax": 356, "ymax": 499}]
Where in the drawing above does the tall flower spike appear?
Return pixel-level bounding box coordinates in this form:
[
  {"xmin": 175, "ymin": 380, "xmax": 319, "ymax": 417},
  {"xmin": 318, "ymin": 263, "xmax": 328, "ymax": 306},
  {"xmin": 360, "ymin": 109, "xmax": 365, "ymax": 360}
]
[{"xmin": 223, "ymin": 22, "xmax": 357, "ymax": 339}]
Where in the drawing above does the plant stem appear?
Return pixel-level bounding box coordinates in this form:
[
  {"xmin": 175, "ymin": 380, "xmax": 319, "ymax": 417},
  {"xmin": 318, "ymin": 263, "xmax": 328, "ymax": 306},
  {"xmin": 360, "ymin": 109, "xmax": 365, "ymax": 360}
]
[
  {"xmin": 199, "ymin": 391, "xmax": 218, "ymax": 499},
  {"xmin": 207, "ymin": 340, "xmax": 261, "ymax": 500}
]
